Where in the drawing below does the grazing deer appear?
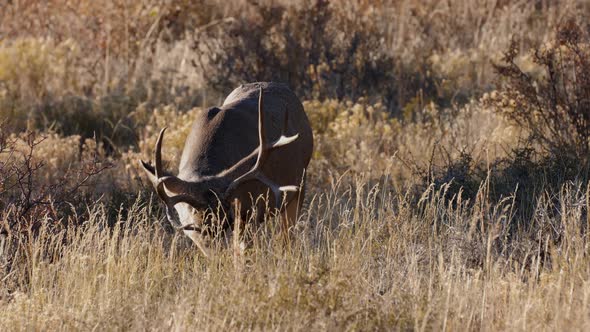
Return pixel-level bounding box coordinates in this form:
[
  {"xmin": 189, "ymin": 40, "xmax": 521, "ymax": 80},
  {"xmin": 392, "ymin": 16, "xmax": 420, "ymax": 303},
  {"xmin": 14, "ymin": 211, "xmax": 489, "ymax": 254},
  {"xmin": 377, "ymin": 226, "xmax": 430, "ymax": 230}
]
[{"xmin": 140, "ymin": 82, "xmax": 313, "ymax": 256}]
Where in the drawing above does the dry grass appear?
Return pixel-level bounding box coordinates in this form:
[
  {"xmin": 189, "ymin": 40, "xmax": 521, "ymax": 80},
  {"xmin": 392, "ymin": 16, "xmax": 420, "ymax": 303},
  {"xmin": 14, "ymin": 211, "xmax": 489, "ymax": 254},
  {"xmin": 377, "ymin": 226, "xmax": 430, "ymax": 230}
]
[
  {"xmin": 2, "ymin": 0, "xmax": 590, "ymax": 331},
  {"xmin": 1, "ymin": 179, "xmax": 589, "ymax": 330}
]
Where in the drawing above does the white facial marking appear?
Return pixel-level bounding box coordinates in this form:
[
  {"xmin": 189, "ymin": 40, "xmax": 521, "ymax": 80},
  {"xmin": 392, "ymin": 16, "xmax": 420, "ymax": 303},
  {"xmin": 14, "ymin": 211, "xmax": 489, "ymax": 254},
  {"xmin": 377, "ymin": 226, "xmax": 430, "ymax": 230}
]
[
  {"xmin": 174, "ymin": 203, "xmax": 213, "ymax": 252},
  {"xmin": 174, "ymin": 203, "xmax": 199, "ymax": 227}
]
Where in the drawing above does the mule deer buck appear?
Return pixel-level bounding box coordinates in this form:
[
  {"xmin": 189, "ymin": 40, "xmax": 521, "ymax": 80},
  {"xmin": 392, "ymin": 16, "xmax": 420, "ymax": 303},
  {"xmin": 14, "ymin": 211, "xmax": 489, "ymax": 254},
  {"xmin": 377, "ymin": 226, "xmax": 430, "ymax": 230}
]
[{"xmin": 140, "ymin": 82, "xmax": 313, "ymax": 256}]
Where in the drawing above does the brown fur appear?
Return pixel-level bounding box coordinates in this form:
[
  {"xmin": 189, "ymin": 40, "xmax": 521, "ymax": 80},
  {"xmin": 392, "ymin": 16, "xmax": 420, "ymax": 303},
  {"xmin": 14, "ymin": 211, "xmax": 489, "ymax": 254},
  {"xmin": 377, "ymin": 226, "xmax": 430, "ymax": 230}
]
[{"xmin": 141, "ymin": 82, "xmax": 313, "ymax": 256}]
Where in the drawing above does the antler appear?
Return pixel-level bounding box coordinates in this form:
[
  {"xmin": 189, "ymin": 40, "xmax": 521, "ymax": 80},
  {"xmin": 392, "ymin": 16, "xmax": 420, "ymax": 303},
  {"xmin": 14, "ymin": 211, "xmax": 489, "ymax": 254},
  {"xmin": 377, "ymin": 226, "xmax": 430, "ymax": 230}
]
[
  {"xmin": 224, "ymin": 87, "xmax": 300, "ymax": 208},
  {"xmin": 141, "ymin": 128, "xmax": 204, "ymax": 218}
]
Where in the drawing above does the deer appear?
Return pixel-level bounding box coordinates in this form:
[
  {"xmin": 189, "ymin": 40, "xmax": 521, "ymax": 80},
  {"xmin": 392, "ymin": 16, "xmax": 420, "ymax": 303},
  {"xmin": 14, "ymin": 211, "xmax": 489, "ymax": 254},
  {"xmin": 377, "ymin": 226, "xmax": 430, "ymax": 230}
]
[{"xmin": 139, "ymin": 82, "xmax": 313, "ymax": 257}]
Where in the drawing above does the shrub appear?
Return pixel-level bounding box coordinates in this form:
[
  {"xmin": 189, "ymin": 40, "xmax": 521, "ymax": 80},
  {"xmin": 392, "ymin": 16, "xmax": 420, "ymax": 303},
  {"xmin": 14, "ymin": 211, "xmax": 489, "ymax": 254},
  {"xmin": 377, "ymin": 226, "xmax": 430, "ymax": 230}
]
[
  {"xmin": 192, "ymin": 0, "xmax": 400, "ymax": 107},
  {"xmin": 0, "ymin": 38, "xmax": 84, "ymax": 131},
  {"xmin": 0, "ymin": 124, "xmax": 111, "ymax": 230},
  {"xmin": 492, "ymin": 19, "xmax": 590, "ymax": 160}
]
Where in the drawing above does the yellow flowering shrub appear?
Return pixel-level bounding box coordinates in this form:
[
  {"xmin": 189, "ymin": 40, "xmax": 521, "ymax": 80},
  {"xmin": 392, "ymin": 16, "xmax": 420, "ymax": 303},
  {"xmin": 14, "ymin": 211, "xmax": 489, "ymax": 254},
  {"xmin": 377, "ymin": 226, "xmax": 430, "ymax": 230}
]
[
  {"xmin": 302, "ymin": 96, "xmax": 520, "ymax": 190},
  {"xmin": 0, "ymin": 38, "xmax": 82, "ymax": 128},
  {"xmin": 304, "ymin": 99, "xmax": 398, "ymax": 190}
]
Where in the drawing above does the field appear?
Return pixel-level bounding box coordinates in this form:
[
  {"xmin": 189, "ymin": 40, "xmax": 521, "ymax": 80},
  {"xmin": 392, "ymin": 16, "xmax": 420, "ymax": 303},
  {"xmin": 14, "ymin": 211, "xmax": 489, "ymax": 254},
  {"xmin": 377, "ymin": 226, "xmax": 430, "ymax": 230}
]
[{"xmin": 1, "ymin": 0, "xmax": 590, "ymax": 330}]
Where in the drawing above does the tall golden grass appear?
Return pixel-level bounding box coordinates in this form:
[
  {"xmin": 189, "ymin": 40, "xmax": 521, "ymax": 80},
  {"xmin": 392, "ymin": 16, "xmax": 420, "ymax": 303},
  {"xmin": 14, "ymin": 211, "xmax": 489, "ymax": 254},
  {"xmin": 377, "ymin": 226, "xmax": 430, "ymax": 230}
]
[
  {"xmin": 1, "ymin": 1, "xmax": 590, "ymax": 330},
  {"xmin": 1, "ymin": 178, "xmax": 589, "ymax": 330}
]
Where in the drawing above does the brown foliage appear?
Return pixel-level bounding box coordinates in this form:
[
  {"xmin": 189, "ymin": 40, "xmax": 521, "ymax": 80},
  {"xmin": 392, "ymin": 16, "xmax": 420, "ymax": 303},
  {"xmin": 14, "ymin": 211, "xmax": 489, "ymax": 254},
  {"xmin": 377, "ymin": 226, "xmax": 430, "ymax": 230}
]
[
  {"xmin": 492, "ymin": 19, "xmax": 590, "ymax": 159},
  {"xmin": 0, "ymin": 122, "xmax": 111, "ymax": 232},
  {"xmin": 192, "ymin": 0, "xmax": 408, "ymax": 108}
]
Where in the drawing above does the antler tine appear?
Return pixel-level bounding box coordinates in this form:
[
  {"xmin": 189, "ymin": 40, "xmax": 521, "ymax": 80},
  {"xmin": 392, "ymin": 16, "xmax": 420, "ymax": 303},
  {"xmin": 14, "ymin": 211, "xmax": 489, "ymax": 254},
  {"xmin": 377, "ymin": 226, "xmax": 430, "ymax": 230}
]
[
  {"xmin": 253, "ymin": 87, "xmax": 269, "ymax": 168},
  {"xmin": 258, "ymin": 87, "xmax": 267, "ymax": 149},
  {"xmin": 155, "ymin": 127, "xmax": 167, "ymax": 179},
  {"xmin": 153, "ymin": 127, "xmax": 177, "ymax": 205},
  {"xmin": 270, "ymin": 103, "xmax": 298, "ymax": 149},
  {"xmin": 225, "ymin": 87, "xmax": 300, "ymax": 209},
  {"xmin": 151, "ymin": 128, "xmax": 204, "ymax": 208},
  {"xmin": 227, "ymin": 88, "xmax": 268, "ymax": 186},
  {"xmin": 254, "ymin": 173, "xmax": 298, "ymax": 208}
]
